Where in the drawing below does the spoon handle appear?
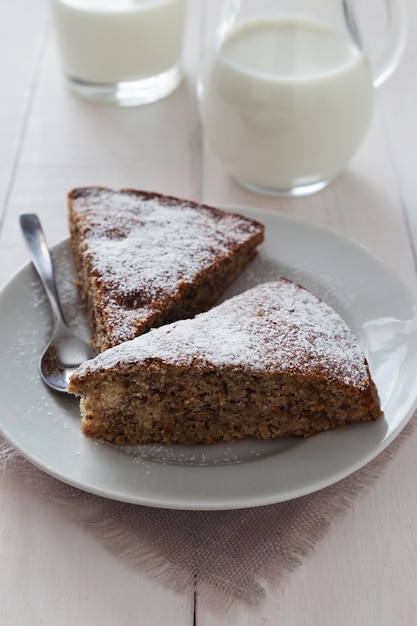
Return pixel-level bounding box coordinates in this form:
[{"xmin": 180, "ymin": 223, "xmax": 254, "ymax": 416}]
[{"xmin": 19, "ymin": 213, "xmax": 66, "ymax": 325}]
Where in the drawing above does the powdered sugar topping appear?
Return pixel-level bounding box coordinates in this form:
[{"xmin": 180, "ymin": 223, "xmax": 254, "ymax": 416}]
[
  {"xmin": 74, "ymin": 278, "xmax": 370, "ymax": 389},
  {"xmin": 74, "ymin": 188, "xmax": 263, "ymax": 300}
]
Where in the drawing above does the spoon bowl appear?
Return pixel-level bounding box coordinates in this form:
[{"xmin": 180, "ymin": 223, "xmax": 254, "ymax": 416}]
[{"xmin": 20, "ymin": 213, "xmax": 96, "ymax": 392}]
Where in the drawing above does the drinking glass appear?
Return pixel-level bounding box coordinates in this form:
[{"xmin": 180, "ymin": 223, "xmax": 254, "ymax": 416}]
[{"xmin": 50, "ymin": 0, "xmax": 186, "ymax": 106}]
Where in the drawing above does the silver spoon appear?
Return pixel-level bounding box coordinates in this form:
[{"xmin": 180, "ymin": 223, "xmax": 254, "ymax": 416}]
[{"xmin": 20, "ymin": 213, "xmax": 96, "ymax": 393}]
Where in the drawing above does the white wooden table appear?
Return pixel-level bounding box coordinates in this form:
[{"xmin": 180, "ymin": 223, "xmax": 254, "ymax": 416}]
[{"xmin": 1, "ymin": 1, "xmax": 417, "ymax": 624}]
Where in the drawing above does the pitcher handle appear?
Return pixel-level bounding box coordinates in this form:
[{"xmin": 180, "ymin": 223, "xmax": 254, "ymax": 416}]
[{"xmin": 350, "ymin": 0, "xmax": 407, "ymax": 87}]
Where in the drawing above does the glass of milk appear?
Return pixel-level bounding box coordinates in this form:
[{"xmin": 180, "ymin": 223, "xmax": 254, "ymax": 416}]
[
  {"xmin": 50, "ymin": 0, "xmax": 186, "ymax": 106},
  {"xmin": 198, "ymin": 0, "xmax": 406, "ymax": 196}
]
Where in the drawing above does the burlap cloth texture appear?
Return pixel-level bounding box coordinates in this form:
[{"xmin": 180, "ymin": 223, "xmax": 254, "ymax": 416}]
[{"xmin": 1, "ymin": 411, "xmax": 416, "ymax": 608}]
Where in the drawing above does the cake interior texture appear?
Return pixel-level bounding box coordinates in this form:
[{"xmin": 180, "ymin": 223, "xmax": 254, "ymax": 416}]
[
  {"xmin": 67, "ymin": 187, "xmax": 265, "ymax": 351},
  {"xmin": 69, "ymin": 279, "xmax": 382, "ymax": 446}
]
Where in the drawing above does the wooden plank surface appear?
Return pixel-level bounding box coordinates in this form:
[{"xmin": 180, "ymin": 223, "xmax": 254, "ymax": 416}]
[{"xmin": 1, "ymin": 0, "xmax": 416, "ymax": 624}]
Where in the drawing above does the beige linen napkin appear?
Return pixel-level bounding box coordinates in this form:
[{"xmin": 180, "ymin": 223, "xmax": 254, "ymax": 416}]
[{"xmin": 1, "ymin": 413, "xmax": 416, "ymax": 608}]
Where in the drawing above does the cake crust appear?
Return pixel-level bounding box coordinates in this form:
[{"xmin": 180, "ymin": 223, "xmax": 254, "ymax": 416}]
[
  {"xmin": 68, "ymin": 187, "xmax": 265, "ymax": 351},
  {"xmin": 68, "ymin": 278, "xmax": 383, "ymax": 445}
]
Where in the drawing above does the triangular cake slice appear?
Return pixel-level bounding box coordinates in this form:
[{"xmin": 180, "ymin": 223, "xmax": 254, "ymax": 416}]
[
  {"xmin": 68, "ymin": 187, "xmax": 264, "ymax": 351},
  {"xmin": 68, "ymin": 278, "xmax": 382, "ymax": 445}
]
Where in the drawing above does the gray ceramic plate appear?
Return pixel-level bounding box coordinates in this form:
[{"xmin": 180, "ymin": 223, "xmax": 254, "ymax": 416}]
[{"xmin": 1, "ymin": 207, "xmax": 417, "ymax": 509}]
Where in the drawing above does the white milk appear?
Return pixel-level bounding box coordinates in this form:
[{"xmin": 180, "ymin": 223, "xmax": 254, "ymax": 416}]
[
  {"xmin": 50, "ymin": 0, "xmax": 186, "ymax": 84},
  {"xmin": 200, "ymin": 17, "xmax": 375, "ymax": 192}
]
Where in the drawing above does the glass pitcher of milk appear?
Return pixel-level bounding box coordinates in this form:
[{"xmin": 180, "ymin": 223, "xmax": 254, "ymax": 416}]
[
  {"xmin": 199, "ymin": 0, "xmax": 406, "ymax": 196},
  {"xmin": 50, "ymin": 0, "xmax": 186, "ymax": 106}
]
